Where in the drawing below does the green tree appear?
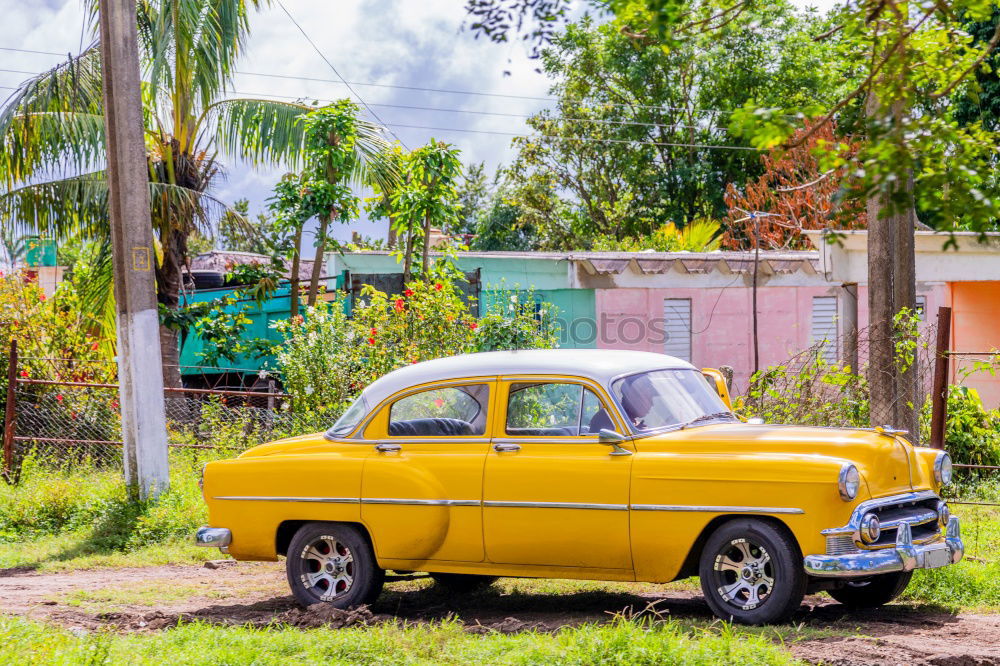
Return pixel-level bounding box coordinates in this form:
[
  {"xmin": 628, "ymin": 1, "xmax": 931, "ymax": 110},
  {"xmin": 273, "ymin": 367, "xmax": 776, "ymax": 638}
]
[
  {"xmin": 218, "ymin": 199, "xmax": 287, "ymax": 255},
  {"xmin": 454, "ymin": 161, "xmax": 493, "ymax": 236},
  {"xmin": 373, "ymin": 140, "xmax": 463, "ymax": 281},
  {"xmin": 502, "ymin": 5, "xmax": 843, "ymax": 246},
  {"xmin": 0, "ymin": 0, "xmax": 389, "ymax": 386}
]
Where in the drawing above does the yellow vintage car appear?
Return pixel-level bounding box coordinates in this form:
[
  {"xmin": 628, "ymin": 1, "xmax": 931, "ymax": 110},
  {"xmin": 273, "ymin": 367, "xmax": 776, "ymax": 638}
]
[{"xmin": 195, "ymin": 349, "xmax": 962, "ymax": 624}]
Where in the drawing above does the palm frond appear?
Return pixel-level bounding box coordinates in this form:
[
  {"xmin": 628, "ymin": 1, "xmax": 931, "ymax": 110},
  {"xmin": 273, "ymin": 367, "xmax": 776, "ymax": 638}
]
[
  {"xmin": 208, "ymin": 97, "xmax": 309, "ymax": 168},
  {"xmin": 0, "ymin": 173, "xmax": 111, "ymax": 241},
  {"xmin": 1, "ymin": 172, "xmax": 237, "ymax": 241},
  {"xmin": 0, "ymin": 45, "xmax": 103, "ymax": 128},
  {"xmin": 0, "ymin": 112, "xmax": 106, "ymax": 188}
]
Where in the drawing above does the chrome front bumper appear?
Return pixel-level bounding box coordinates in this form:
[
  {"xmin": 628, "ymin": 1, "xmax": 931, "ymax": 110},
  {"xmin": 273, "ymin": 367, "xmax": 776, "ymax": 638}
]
[
  {"xmin": 195, "ymin": 526, "xmax": 232, "ymax": 549},
  {"xmin": 804, "ymin": 516, "xmax": 963, "ymax": 578}
]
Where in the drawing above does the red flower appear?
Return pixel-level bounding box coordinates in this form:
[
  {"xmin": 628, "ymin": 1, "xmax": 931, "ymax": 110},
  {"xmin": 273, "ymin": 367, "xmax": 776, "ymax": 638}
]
[
  {"xmin": 404, "ymin": 288, "xmax": 414, "ymax": 297},
  {"xmin": 368, "ymin": 337, "xmax": 376, "ymax": 345},
  {"xmin": 39, "ymin": 294, "xmax": 46, "ymax": 302},
  {"xmin": 433, "ymin": 398, "xmax": 444, "ymax": 408},
  {"xmin": 56, "ymin": 395, "xmax": 64, "ymax": 403},
  {"xmin": 91, "ymin": 342, "xmax": 99, "ymax": 351},
  {"xmin": 293, "ymin": 315, "xmax": 304, "ymax": 325},
  {"xmin": 469, "ymin": 322, "xmax": 478, "ymax": 330},
  {"xmin": 370, "ymin": 328, "xmax": 377, "ymax": 336},
  {"xmin": 434, "ymin": 283, "xmax": 443, "ymax": 291},
  {"xmin": 111, "ymin": 401, "xmax": 119, "ymax": 410},
  {"xmin": 394, "ymin": 298, "xmax": 405, "ymax": 313},
  {"xmin": 19, "ymin": 370, "xmax": 28, "ymax": 378}
]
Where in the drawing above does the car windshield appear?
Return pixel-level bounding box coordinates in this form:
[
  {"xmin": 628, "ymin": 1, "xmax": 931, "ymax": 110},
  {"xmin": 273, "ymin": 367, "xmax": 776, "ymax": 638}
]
[
  {"xmin": 327, "ymin": 395, "xmax": 368, "ymax": 437},
  {"xmin": 611, "ymin": 369, "xmax": 734, "ymax": 433}
]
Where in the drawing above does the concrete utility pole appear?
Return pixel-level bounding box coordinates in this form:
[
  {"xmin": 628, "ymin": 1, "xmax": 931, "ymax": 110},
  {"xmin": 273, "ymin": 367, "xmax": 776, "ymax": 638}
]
[{"xmin": 98, "ymin": 0, "xmax": 170, "ymax": 497}]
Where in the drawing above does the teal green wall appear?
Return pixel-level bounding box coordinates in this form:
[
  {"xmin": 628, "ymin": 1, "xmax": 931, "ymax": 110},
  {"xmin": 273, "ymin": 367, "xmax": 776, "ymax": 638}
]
[{"xmin": 329, "ymin": 252, "xmax": 597, "ymax": 350}]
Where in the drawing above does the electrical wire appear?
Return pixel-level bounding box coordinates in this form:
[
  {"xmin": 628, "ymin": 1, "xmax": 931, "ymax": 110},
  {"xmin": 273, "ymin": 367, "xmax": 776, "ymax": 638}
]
[
  {"xmin": 0, "ymin": 46, "xmax": 777, "ymax": 119},
  {"xmin": 273, "ymin": 0, "xmax": 407, "ymax": 148}
]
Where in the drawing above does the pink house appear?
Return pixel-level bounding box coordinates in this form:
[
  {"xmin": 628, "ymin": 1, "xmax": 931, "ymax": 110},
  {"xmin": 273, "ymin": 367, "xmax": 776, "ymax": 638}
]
[{"xmin": 566, "ymin": 231, "xmax": 999, "ymax": 406}]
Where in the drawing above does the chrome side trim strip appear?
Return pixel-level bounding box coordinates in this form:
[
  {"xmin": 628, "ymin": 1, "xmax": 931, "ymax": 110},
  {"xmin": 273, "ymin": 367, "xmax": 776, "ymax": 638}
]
[
  {"xmin": 361, "ymin": 498, "xmax": 480, "ymax": 507},
  {"xmin": 630, "ymin": 504, "xmax": 805, "ymax": 514},
  {"xmin": 483, "ymin": 500, "xmax": 628, "ymax": 511},
  {"xmin": 213, "ymin": 496, "xmax": 359, "ymax": 503}
]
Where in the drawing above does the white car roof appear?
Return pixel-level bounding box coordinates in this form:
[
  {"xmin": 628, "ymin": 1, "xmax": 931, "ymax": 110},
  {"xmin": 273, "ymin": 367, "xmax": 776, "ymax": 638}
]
[{"xmin": 360, "ymin": 349, "xmax": 694, "ymax": 409}]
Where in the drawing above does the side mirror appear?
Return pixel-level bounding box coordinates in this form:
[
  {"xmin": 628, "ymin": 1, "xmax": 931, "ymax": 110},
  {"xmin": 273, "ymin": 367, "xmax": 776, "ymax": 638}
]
[
  {"xmin": 598, "ymin": 429, "xmax": 632, "ymax": 456},
  {"xmin": 701, "ymin": 368, "xmax": 733, "ymax": 410}
]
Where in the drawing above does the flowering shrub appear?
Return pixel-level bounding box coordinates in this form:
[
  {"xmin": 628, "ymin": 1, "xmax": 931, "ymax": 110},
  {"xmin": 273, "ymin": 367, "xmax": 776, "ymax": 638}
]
[
  {"xmin": 0, "ymin": 271, "xmax": 115, "ymax": 388},
  {"xmin": 272, "ymin": 265, "xmax": 558, "ymax": 423}
]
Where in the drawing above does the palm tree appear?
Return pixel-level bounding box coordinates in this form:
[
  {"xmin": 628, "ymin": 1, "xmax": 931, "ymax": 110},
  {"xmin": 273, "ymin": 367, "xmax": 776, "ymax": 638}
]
[{"xmin": 0, "ymin": 0, "xmax": 395, "ymax": 386}]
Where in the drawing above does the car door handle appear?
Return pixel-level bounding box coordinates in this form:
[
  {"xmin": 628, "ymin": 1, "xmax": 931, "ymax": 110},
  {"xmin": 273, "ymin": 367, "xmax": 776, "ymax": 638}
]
[
  {"xmin": 493, "ymin": 442, "xmax": 521, "ymax": 453},
  {"xmin": 375, "ymin": 442, "xmax": 402, "ymax": 453}
]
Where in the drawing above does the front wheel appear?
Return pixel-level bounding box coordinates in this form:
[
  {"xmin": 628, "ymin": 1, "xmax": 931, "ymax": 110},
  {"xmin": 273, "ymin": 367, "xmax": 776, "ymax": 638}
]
[
  {"xmin": 285, "ymin": 522, "xmax": 384, "ymax": 609},
  {"xmin": 827, "ymin": 571, "xmax": 912, "ymax": 608},
  {"xmin": 699, "ymin": 518, "xmax": 806, "ymax": 625}
]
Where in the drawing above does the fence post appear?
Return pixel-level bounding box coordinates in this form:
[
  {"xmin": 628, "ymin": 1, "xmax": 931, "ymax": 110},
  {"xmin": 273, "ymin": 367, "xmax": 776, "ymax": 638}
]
[
  {"xmin": 3, "ymin": 339, "xmax": 18, "ymax": 482},
  {"xmin": 929, "ymin": 306, "xmax": 952, "ymax": 450}
]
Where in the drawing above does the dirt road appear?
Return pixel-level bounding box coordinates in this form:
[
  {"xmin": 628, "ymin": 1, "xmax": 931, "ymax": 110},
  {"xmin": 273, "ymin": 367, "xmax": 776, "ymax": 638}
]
[{"xmin": 1, "ymin": 562, "xmax": 997, "ymax": 665}]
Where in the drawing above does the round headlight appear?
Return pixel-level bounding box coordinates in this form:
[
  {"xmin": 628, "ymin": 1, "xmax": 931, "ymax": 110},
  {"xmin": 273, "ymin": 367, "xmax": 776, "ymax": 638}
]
[
  {"xmin": 937, "ymin": 500, "xmax": 950, "ymax": 528},
  {"xmin": 934, "ymin": 452, "xmax": 953, "ymax": 487},
  {"xmin": 839, "ymin": 464, "xmax": 860, "ymax": 501},
  {"xmin": 860, "ymin": 513, "xmax": 881, "ymax": 544}
]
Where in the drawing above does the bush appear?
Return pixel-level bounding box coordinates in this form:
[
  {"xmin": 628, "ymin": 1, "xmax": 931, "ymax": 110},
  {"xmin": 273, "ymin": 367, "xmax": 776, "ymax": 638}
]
[
  {"xmin": 941, "ymin": 386, "xmax": 1000, "ymax": 468},
  {"xmin": 273, "ymin": 264, "xmax": 558, "ymax": 424}
]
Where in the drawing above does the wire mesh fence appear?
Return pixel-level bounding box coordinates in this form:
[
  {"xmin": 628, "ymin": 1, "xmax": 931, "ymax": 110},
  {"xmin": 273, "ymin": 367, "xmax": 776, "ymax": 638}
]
[
  {"xmin": 743, "ymin": 323, "xmax": 940, "ymax": 433},
  {"xmin": 4, "ymin": 355, "xmax": 327, "ymax": 478}
]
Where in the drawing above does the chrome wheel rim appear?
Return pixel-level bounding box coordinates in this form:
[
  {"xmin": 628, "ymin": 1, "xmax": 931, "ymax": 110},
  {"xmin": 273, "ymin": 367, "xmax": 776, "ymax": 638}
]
[
  {"xmin": 299, "ymin": 535, "xmax": 355, "ymax": 601},
  {"xmin": 712, "ymin": 538, "xmax": 774, "ymax": 611}
]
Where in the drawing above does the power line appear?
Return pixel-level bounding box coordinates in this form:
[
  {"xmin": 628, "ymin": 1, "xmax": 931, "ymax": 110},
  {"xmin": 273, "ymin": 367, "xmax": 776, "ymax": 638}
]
[
  {"xmin": 226, "ymin": 87, "xmax": 731, "ymax": 133},
  {"xmin": 0, "ymin": 46, "xmax": 785, "ymax": 120},
  {"xmin": 224, "ymin": 88, "xmax": 756, "ymax": 151},
  {"xmin": 273, "ymin": 0, "xmax": 407, "ymax": 148},
  {"xmin": 0, "ymin": 46, "xmax": 67, "ymax": 57}
]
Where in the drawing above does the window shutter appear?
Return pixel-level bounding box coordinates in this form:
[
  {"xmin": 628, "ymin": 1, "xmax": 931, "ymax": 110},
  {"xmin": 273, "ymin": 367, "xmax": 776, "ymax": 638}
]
[
  {"xmin": 663, "ymin": 298, "xmax": 692, "ymax": 362},
  {"xmin": 810, "ymin": 296, "xmax": 838, "ymax": 362}
]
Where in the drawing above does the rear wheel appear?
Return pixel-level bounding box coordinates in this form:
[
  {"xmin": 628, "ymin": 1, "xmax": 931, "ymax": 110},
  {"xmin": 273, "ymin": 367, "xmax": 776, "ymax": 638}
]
[
  {"xmin": 429, "ymin": 573, "xmax": 498, "ymax": 592},
  {"xmin": 699, "ymin": 518, "xmax": 806, "ymax": 625},
  {"xmin": 285, "ymin": 523, "xmax": 384, "ymax": 608},
  {"xmin": 827, "ymin": 571, "xmax": 912, "ymax": 608}
]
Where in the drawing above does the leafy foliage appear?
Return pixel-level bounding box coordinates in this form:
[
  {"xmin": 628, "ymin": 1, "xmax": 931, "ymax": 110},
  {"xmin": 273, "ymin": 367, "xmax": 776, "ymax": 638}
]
[
  {"xmin": 941, "ymin": 386, "xmax": 1000, "ymax": 469},
  {"xmin": 272, "ymin": 266, "xmax": 558, "ymax": 422},
  {"xmin": 591, "ymin": 219, "xmax": 722, "ymax": 252},
  {"xmin": 497, "ymin": 5, "xmax": 844, "ymax": 249}
]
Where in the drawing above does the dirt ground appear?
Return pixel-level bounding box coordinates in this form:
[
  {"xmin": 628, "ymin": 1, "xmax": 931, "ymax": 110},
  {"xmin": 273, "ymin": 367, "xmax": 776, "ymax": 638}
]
[{"xmin": 1, "ymin": 561, "xmax": 998, "ymax": 665}]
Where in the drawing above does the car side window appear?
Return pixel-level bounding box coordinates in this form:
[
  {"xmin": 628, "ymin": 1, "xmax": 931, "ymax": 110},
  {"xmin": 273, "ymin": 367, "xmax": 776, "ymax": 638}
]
[
  {"xmin": 506, "ymin": 383, "xmax": 617, "ymax": 436},
  {"xmin": 388, "ymin": 384, "xmax": 489, "ymax": 437}
]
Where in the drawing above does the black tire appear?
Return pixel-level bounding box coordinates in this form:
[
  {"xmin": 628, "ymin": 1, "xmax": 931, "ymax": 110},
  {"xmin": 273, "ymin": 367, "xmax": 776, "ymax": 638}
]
[
  {"xmin": 827, "ymin": 571, "xmax": 912, "ymax": 608},
  {"xmin": 699, "ymin": 518, "xmax": 806, "ymax": 625},
  {"xmin": 429, "ymin": 573, "xmax": 498, "ymax": 592},
  {"xmin": 285, "ymin": 522, "xmax": 384, "ymax": 609}
]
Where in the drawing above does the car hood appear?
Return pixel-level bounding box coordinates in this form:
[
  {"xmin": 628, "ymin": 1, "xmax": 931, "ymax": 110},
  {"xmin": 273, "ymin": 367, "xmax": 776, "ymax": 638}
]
[{"xmin": 642, "ymin": 422, "xmax": 914, "ymax": 497}]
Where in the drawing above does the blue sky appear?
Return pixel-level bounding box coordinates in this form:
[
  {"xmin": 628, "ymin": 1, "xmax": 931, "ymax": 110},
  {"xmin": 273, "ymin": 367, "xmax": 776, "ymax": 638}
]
[{"xmin": 2, "ymin": 0, "xmax": 837, "ymax": 244}]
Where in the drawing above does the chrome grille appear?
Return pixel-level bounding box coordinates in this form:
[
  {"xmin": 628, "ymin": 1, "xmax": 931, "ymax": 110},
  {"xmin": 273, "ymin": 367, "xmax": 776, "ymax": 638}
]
[{"xmin": 826, "ymin": 535, "xmax": 859, "ymax": 556}]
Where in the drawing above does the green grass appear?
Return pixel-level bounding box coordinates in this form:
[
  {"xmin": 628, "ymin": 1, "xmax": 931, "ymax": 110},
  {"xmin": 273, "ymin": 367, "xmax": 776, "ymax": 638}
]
[
  {"xmin": 901, "ymin": 500, "xmax": 1000, "ymax": 611},
  {"xmin": 0, "ymin": 615, "xmax": 800, "ymax": 666},
  {"xmin": 0, "ymin": 452, "xmax": 215, "ymax": 571}
]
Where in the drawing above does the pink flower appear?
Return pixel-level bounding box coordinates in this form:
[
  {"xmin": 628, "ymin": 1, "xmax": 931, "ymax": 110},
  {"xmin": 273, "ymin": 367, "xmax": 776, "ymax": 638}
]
[
  {"xmin": 433, "ymin": 398, "xmax": 444, "ymax": 408},
  {"xmin": 39, "ymin": 294, "xmax": 46, "ymax": 302}
]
